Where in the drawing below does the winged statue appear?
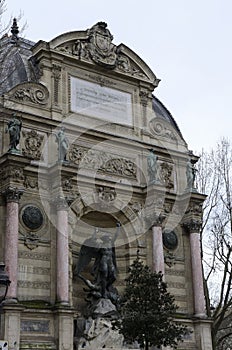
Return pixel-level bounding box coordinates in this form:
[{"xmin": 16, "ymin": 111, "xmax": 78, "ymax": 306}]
[{"xmin": 74, "ymin": 223, "xmax": 121, "ymax": 302}]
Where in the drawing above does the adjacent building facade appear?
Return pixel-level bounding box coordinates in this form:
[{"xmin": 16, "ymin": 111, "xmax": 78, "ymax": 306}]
[{"xmin": 0, "ymin": 20, "xmax": 213, "ymax": 349}]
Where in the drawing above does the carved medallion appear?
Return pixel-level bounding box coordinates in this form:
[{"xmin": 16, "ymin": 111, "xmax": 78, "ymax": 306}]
[
  {"xmin": 21, "ymin": 205, "xmax": 44, "ymax": 230},
  {"xmin": 163, "ymin": 230, "xmax": 178, "ymax": 250}
]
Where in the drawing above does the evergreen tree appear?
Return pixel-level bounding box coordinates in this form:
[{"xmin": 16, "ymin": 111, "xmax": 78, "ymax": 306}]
[{"xmin": 115, "ymin": 255, "xmax": 189, "ymax": 350}]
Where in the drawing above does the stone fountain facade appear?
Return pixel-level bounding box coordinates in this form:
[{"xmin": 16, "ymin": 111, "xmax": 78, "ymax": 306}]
[{"xmin": 0, "ymin": 21, "xmax": 213, "ymax": 349}]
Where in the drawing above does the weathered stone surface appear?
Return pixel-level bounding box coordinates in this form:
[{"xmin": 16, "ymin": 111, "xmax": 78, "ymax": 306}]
[{"xmin": 75, "ymin": 317, "xmax": 124, "ymax": 349}]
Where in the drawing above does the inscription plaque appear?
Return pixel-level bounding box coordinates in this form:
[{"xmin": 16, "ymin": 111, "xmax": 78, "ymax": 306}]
[
  {"xmin": 21, "ymin": 320, "xmax": 49, "ymax": 333},
  {"xmin": 70, "ymin": 77, "xmax": 133, "ymax": 125}
]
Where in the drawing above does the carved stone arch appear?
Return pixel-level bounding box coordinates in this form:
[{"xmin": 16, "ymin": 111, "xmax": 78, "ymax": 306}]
[{"xmin": 70, "ymin": 191, "xmax": 143, "ymax": 248}]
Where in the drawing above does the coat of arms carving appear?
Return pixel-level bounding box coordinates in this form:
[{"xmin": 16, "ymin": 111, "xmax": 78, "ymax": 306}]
[{"xmin": 87, "ymin": 22, "xmax": 117, "ymax": 68}]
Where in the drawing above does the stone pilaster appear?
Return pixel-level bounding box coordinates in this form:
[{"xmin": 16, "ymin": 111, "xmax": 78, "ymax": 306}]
[
  {"xmin": 183, "ymin": 219, "xmax": 206, "ymax": 317},
  {"xmin": 55, "ymin": 196, "xmax": 69, "ymax": 305},
  {"xmin": 2, "ymin": 186, "xmax": 23, "ymax": 301}
]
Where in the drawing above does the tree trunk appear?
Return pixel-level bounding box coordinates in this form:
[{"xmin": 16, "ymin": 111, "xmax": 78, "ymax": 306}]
[{"xmin": 145, "ymin": 339, "xmax": 149, "ymax": 350}]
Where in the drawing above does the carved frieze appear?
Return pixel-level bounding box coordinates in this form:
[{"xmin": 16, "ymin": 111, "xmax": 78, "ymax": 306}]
[
  {"xmin": 8, "ymin": 83, "xmax": 49, "ymax": 105},
  {"xmin": 0, "ymin": 165, "xmax": 24, "ymax": 183},
  {"xmin": 22, "ymin": 129, "xmax": 44, "ymax": 160},
  {"xmin": 100, "ymin": 158, "xmax": 137, "ymax": 178},
  {"xmin": 18, "ymin": 251, "xmax": 50, "ymax": 260},
  {"xmin": 68, "ymin": 145, "xmax": 137, "ymax": 179},
  {"xmin": 18, "ymin": 281, "xmax": 50, "ymax": 289}
]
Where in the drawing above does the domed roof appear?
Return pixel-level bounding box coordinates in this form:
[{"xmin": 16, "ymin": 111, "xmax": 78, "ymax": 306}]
[
  {"xmin": 0, "ymin": 21, "xmax": 38, "ymax": 96},
  {"xmin": 152, "ymin": 94, "xmax": 184, "ymax": 140}
]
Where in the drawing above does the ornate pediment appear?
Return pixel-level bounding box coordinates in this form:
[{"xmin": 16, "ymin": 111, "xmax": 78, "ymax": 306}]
[
  {"xmin": 5, "ymin": 82, "xmax": 49, "ymax": 106},
  {"xmin": 50, "ymin": 22, "xmax": 159, "ymax": 86}
]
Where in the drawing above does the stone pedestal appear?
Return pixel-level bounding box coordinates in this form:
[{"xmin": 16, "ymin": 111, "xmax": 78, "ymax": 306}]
[
  {"xmin": 74, "ymin": 299, "xmax": 125, "ymax": 350},
  {"xmin": 54, "ymin": 307, "xmax": 74, "ymax": 350},
  {"xmin": 1, "ymin": 302, "xmax": 24, "ymax": 350},
  {"xmin": 194, "ymin": 319, "xmax": 213, "ymax": 350}
]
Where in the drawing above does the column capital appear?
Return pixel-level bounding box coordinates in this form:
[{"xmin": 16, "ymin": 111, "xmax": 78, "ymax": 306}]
[
  {"xmin": 145, "ymin": 212, "xmax": 165, "ymax": 228},
  {"xmin": 2, "ymin": 186, "xmax": 24, "ymax": 203},
  {"xmin": 183, "ymin": 218, "xmax": 202, "ymax": 233},
  {"xmin": 54, "ymin": 196, "xmax": 69, "ymax": 211}
]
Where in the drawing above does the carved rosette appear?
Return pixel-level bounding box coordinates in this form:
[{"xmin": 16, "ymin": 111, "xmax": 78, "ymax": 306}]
[
  {"xmin": 22, "ymin": 129, "xmax": 44, "ymax": 160},
  {"xmin": 183, "ymin": 219, "xmax": 202, "ymax": 233},
  {"xmin": 2, "ymin": 186, "xmax": 24, "ymax": 202}
]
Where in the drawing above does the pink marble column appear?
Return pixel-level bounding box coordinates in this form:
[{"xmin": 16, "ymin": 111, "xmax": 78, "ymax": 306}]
[
  {"xmin": 184, "ymin": 219, "xmax": 206, "ymax": 317},
  {"xmin": 56, "ymin": 197, "xmax": 69, "ymax": 305},
  {"xmin": 3, "ymin": 187, "xmax": 23, "ymax": 301},
  {"xmin": 146, "ymin": 212, "xmax": 165, "ymax": 276},
  {"xmin": 152, "ymin": 225, "xmax": 165, "ymax": 275}
]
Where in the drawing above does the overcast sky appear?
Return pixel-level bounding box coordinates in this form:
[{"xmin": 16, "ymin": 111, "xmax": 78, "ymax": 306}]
[{"xmin": 3, "ymin": 0, "xmax": 232, "ymax": 154}]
